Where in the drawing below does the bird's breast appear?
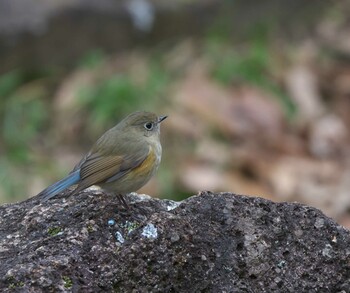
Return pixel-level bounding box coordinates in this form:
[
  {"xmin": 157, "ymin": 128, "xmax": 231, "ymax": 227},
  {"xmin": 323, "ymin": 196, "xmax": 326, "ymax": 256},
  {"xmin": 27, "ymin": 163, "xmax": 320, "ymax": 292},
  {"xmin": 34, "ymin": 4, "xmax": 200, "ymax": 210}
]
[
  {"xmin": 136, "ymin": 143, "xmax": 162, "ymax": 176},
  {"xmin": 100, "ymin": 143, "xmax": 162, "ymax": 194}
]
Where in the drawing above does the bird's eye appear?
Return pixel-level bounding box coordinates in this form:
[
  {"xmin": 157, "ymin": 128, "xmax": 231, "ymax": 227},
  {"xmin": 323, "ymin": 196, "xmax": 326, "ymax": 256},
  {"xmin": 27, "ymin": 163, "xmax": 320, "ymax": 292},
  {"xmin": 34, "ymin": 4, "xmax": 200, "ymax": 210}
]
[{"xmin": 144, "ymin": 122, "xmax": 154, "ymax": 130}]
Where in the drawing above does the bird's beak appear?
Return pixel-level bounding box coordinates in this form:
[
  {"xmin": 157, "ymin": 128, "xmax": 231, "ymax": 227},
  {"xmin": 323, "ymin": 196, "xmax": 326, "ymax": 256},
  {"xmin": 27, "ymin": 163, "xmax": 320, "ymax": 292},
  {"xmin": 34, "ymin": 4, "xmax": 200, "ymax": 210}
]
[{"xmin": 158, "ymin": 115, "xmax": 168, "ymax": 123}]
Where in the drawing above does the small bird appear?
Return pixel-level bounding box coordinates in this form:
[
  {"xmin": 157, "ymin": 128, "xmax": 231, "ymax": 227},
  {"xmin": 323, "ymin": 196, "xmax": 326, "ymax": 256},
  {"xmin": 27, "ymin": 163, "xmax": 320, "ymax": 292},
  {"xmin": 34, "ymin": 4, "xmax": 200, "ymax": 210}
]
[{"xmin": 37, "ymin": 111, "xmax": 167, "ymax": 205}]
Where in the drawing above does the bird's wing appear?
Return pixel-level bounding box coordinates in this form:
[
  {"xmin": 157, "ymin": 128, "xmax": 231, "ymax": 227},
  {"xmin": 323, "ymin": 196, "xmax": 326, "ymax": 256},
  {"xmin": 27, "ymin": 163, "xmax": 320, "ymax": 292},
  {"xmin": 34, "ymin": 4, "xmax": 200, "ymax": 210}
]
[{"xmin": 73, "ymin": 146, "xmax": 149, "ymax": 194}]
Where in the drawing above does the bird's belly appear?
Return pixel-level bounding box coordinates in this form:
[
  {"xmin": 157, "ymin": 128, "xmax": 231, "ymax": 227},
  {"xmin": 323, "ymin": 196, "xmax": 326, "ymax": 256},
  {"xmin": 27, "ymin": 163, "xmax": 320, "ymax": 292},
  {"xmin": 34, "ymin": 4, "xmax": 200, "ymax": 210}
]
[{"xmin": 100, "ymin": 145, "xmax": 161, "ymax": 194}]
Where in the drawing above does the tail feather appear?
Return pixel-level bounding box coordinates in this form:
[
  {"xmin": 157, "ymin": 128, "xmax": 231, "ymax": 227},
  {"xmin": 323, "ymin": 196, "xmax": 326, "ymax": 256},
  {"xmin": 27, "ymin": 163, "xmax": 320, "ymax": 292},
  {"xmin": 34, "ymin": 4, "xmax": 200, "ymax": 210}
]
[{"xmin": 38, "ymin": 170, "xmax": 80, "ymax": 202}]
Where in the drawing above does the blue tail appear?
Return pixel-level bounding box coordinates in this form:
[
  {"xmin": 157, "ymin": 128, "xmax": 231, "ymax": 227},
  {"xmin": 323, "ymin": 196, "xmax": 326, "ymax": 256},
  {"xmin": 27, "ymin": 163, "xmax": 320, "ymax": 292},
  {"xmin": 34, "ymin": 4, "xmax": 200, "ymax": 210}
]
[{"xmin": 38, "ymin": 170, "xmax": 80, "ymax": 202}]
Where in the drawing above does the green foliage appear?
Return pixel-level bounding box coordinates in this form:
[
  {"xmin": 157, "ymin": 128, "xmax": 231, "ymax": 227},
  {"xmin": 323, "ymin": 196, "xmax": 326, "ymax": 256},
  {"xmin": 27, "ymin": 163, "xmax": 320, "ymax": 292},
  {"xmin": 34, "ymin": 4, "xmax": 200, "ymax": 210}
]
[
  {"xmin": 63, "ymin": 276, "xmax": 73, "ymax": 289},
  {"xmin": 0, "ymin": 70, "xmax": 49, "ymax": 200},
  {"xmin": 121, "ymin": 221, "xmax": 139, "ymax": 234},
  {"xmin": 207, "ymin": 35, "xmax": 296, "ymax": 118},
  {"xmin": 144, "ymin": 61, "xmax": 170, "ymax": 100},
  {"xmin": 205, "ymin": 1, "xmax": 235, "ymax": 44},
  {"xmin": 0, "ymin": 68, "xmax": 49, "ymax": 165},
  {"xmin": 87, "ymin": 224, "xmax": 94, "ymax": 233},
  {"xmin": 6, "ymin": 276, "xmax": 24, "ymax": 289},
  {"xmin": 48, "ymin": 226, "xmax": 63, "ymax": 236},
  {"xmin": 0, "ymin": 71, "xmax": 23, "ymax": 98},
  {"xmin": 0, "ymin": 158, "xmax": 25, "ymax": 201},
  {"xmin": 0, "ymin": 71, "xmax": 25, "ymax": 148},
  {"xmin": 3, "ymin": 96, "xmax": 47, "ymax": 162},
  {"xmin": 79, "ymin": 75, "xmax": 140, "ymax": 128},
  {"xmin": 78, "ymin": 62, "xmax": 169, "ymax": 131},
  {"xmin": 78, "ymin": 49, "xmax": 106, "ymax": 69},
  {"xmin": 209, "ymin": 35, "xmax": 270, "ymax": 85}
]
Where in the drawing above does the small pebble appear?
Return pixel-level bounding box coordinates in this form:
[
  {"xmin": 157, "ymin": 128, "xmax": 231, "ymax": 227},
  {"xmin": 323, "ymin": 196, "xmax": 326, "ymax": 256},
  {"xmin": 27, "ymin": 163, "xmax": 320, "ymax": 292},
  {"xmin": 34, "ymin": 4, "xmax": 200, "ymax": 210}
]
[
  {"xmin": 170, "ymin": 233, "xmax": 180, "ymax": 243},
  {"xmin": 115, "ymin": 231, "xmax": 125, "ymax": 243},
  {"xmin": 108, "ymin": 219, "xmax": 116, "ymax": 226},
  {"xmin": 277, "ymin": 260, "xmax": 286, "ymax": 268}
]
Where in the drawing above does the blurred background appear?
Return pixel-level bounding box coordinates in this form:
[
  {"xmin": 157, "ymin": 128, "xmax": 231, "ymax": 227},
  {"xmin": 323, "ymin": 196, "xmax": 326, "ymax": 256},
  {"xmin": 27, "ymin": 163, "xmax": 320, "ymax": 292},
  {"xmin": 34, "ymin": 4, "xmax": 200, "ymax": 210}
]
[{"xmin": 1, "ymin": 0, "xmax": 350, "ymax": 226}]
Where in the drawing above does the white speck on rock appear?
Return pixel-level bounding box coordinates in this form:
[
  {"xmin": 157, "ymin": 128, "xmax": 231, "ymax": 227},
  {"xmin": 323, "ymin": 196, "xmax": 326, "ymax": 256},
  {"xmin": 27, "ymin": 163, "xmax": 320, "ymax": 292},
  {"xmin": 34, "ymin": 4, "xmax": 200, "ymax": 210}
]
[
  {"xmin": 115, "ymin": 231, "xmax": 125, "ymax": 244},
  {"xmin": 165, "ymin": 200, "xmax": 180, "ymax": 211},
  {"xmin": 314, "ymin": 218, "xmax": 325, "ymax": 229},
  {"xmin": 141, "ymin": 223, "xmax": 158, "ymax": 239},
  {"xmin": 322, "ymin": 244, "xmax": 333, "ymax": 257}
]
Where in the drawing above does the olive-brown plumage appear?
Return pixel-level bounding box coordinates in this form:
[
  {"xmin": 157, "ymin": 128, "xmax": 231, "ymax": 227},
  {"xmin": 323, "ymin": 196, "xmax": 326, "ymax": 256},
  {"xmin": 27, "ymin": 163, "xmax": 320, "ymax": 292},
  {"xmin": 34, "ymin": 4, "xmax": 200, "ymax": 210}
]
[{"xmin": 37, "ymin": 111, "xmax": 167, "ymax": 203}]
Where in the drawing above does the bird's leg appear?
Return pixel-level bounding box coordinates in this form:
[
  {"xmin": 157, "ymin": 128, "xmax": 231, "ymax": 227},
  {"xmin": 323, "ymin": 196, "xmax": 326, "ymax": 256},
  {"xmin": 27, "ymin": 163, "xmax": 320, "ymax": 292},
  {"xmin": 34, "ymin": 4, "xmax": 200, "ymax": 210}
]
[{"xmin": 117, "ymin": 194, "xmax": 130, "ymax": 210}]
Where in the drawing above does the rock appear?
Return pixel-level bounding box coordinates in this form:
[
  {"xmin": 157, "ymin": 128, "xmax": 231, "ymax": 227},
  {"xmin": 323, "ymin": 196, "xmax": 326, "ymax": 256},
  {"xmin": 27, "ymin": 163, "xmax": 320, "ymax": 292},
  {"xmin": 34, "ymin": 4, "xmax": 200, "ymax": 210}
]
[{"xmin": 0, "ymin": 190, "xmax": 349, "ymax": 292}]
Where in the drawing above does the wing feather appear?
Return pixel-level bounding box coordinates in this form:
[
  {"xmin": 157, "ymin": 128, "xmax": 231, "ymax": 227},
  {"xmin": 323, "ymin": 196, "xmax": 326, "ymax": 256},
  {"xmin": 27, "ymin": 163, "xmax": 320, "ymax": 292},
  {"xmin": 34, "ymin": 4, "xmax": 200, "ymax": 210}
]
[{"xmin": 72, "ymin": 146, "xmax": 150, "ymax": 194}]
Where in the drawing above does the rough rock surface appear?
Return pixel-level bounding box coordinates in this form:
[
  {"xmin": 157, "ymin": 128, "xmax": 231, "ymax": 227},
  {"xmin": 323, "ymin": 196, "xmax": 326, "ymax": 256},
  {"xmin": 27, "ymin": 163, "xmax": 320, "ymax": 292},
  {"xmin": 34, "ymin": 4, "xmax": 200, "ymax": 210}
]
[{"xmin": 0, "ymin": 190, "xmax": 349, "ymax": 292}]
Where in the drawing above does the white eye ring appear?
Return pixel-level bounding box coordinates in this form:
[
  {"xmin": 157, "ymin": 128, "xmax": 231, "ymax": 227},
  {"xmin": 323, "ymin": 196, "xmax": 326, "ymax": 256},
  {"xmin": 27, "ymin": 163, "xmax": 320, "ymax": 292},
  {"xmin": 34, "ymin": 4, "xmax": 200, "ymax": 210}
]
[{"xmin": 144, "ymin": 122, "xmax": 154, "ymax": 130}]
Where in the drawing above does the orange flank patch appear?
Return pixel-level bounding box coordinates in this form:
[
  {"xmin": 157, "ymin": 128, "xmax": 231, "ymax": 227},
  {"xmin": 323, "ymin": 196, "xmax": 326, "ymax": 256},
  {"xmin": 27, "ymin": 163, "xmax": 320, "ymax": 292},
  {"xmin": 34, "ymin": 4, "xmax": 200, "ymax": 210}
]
[{"xmin": 133, "ymin": 147, "xmax": 157, "ymax": 177}]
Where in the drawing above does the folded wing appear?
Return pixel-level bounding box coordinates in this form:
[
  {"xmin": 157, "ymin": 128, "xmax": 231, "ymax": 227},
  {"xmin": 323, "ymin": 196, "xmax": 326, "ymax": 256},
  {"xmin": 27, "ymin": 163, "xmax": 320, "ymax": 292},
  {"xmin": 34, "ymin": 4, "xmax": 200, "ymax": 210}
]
[{"xmin": 72, "ymin": 148, "xmax": 149, "ymax": 194}]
